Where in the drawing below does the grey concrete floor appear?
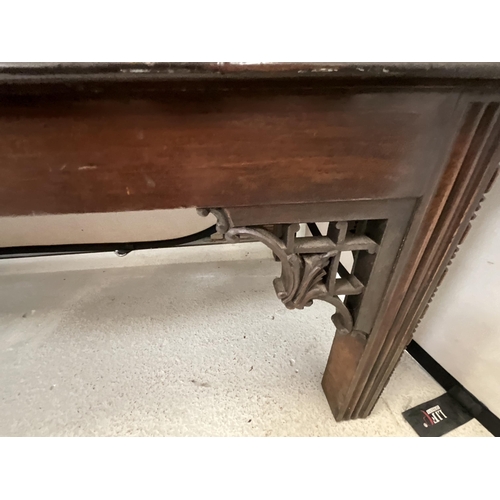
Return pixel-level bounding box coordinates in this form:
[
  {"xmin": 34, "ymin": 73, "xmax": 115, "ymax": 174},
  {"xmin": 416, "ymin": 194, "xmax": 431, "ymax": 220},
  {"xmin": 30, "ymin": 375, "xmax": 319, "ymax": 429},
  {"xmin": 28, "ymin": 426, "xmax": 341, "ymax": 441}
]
[{"xmin": 0, "ymin": 243, "xmax": 492, "ymax": 436}]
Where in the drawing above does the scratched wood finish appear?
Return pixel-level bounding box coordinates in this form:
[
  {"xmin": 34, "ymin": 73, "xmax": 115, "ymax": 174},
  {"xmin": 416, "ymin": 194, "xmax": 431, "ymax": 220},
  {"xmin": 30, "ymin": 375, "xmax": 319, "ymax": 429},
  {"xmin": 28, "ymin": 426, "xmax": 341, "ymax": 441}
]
[
  {"xmin": 1, "ymin": 63, "xmax": 500, "ymax": 423},
  {"xmin": 0, "ymin": 88, "xmax": 455, "ymax": 216}
]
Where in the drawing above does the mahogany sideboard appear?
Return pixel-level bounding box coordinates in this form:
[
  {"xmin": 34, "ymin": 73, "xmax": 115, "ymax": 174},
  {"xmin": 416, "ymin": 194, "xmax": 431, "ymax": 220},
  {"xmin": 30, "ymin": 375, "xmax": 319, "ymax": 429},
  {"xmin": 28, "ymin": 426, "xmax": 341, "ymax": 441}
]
[{"xmin": 1, "ymin": 62, "xmax": 499, "ymax": 421}]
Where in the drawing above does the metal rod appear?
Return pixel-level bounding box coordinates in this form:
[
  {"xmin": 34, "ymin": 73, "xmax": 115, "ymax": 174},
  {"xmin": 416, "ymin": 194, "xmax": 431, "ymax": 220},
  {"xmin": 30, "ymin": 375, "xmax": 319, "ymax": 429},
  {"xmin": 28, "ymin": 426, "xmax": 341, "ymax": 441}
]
[{"xmin": 0, "ymin": 225, "xmax": 217, "ymax": 259}]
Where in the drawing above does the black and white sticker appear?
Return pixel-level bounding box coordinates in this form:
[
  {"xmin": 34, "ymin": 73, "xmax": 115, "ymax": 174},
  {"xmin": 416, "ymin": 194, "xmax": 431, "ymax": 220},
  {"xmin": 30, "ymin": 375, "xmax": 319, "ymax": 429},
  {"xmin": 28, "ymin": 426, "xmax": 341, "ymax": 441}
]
[{"xmin": 403, "ymin": 393, "xmax": 473, "ymax": 437}]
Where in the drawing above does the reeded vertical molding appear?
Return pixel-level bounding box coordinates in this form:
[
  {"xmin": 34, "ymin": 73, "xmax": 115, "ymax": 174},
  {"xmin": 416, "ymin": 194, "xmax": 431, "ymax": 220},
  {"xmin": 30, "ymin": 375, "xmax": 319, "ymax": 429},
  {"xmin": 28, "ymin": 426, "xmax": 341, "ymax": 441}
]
[{"xmin": 341, "ymin": 102, "xmax": 500, "ymax": 420}]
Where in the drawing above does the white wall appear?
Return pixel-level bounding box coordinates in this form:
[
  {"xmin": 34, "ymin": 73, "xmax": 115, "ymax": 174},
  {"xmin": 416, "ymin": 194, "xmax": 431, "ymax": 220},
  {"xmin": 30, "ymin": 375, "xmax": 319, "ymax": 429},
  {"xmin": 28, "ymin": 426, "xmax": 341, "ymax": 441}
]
[
  {"xmin": 414, "ymin": 177, "xmax": 500, "ymax": 417},
  {"xmin": 0, "ymin": 209, "xmax": 215, "ymax": 247}
]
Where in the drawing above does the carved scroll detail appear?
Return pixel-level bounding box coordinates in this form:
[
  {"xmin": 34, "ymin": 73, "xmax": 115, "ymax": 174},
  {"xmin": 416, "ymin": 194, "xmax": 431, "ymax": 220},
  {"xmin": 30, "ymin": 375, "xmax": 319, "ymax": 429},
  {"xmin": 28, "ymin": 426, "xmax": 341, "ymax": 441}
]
[
  {"xmin": 196, "ymin": 208, "xmax": 231, "ymax": 234},
  {"xmin": 198, "ymin": 209, "xmax": 383, "ymax": 335}
]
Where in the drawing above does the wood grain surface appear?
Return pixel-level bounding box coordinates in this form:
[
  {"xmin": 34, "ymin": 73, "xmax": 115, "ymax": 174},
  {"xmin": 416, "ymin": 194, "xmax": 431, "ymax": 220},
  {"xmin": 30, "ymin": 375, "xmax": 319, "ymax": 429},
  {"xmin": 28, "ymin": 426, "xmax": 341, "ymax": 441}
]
[{"xmin": 0, "ymin": 88, "xmax": 456, "ymax": 216}]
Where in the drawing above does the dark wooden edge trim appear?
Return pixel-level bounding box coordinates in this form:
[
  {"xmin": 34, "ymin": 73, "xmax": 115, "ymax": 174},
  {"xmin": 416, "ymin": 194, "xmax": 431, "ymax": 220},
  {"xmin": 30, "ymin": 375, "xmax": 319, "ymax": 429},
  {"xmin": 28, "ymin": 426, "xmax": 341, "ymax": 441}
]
[
  {"xmin": 2, "ymin": 63, "xmax": 500, "ymax": 84},
  {"xmin": 225, "ymin": 199, "xmax": 415, "ymax": 226},
  {"xmin": 406, "ymin": 340, "xmax": 500, "ymax": 437}
]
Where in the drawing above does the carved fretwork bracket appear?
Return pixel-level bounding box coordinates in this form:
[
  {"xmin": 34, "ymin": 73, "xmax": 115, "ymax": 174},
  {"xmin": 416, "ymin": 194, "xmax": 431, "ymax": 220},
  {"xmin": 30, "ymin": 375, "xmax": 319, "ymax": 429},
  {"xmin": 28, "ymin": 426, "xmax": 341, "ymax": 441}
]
[{"xmin": 198, "ymin": 208, "xmax": 380, "ymax": 335}]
